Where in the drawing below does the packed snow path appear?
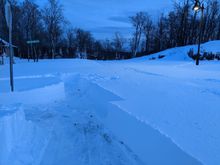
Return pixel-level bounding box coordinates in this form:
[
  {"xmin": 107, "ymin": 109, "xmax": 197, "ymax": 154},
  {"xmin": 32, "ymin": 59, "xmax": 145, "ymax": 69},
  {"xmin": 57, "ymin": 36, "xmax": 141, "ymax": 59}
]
[
  {"xmin": 0, "ymin": 75, "xmax": 202, "ymax": 165},
  {"xmin": 1, "ymin": 52, "xmax": 220, "ymax": 164}
]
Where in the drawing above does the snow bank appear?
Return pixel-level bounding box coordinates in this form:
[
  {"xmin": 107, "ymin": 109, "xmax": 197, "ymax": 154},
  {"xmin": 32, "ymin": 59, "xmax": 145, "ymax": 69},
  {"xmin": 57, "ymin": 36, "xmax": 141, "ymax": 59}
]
[
  {"xmin": 63, "ymin": 75, "xmax": 203, "ymax": 165},
  {"xmin": 0, "ymin": 75, "xmax": 203, "ymax": 165},
  {"xmin": 0, "ymin": 76, "xmax": 144, "ymax": 165},
  {"xmin": 0, "ymin": 105, "xmax": 49, "ymax": 165},
  {"xmin": 138, "ymin": 40, "xmax": 220, "ymax": 61},
  {"xmin": 0, "ymin": 82, "xmax": 65, "ymax": 105}
]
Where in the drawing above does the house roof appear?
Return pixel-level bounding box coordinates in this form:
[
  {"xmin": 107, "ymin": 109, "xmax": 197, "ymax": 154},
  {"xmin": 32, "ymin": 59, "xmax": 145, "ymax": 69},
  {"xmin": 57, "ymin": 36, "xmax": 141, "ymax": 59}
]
[{"xmin": 0, "ymin": 38, "xmax": 17, "ymax": 48}]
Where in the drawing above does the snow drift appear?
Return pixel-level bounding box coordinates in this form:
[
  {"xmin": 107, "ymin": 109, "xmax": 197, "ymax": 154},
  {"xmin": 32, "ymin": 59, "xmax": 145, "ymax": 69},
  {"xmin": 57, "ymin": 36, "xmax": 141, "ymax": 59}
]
[
  {"xmin": 0, "ymin": 75, "xmax": 203, "ymax": 165},
  {"xmin": 1, "ymin": 40, "xmax": 220, "ymax": 165},
  {"xmin": 139, "ymin": 40, "xmax": 220, "ymax": 61}
]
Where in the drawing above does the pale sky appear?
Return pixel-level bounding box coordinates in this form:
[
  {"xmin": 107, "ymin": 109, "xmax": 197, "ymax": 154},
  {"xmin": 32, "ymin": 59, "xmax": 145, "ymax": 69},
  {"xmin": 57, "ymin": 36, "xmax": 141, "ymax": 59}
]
[{"xmin": 36, "ymin": 0, "xmax": 173, "ymax": 39}]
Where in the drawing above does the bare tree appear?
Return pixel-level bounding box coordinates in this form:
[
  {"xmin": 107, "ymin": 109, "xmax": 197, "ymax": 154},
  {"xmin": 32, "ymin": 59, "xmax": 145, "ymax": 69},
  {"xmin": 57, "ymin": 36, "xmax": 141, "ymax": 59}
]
[
  {"xmin": 143, "ymin": 13, "xmax": 153, "ymax": 54},
  {"xmin": 20, "ymin": 0, "xmax": 41, "ymax": 40},
  {"xmin": 217, "ymin": 14, "xmax": 220, "ymax": 39},
  {"xmin": 101, "ymin": 39, "xmax": 113, "ymax": 52},
  {"xmin": 43, "ymin": 0, "xmax": 64, "ymax": 59},
  {"xmin": 112, "ymin": 32, "xmax": 125, "ymax": 59},
  {"xmin": 74, "ymin": 28, "xmax": 93, "ymax": 59},
  {"xmin": 19, "ymin": 0, "xmax": 43, "ymax": 60},
  {"xmin": 130, "ymin": 12, "xmax": 146, "ymax": 57},
  {"xmin": 203, "ymin": 0, "xmax": 220, "ymax": 41},
  {"xmin": 66, "ymin": 27, "xmax": 75, "ymax": 48},
  {"xmin": 0, "ymin": 0, "xmax": 8, "ymax": 40},
  {"xmin": 154, "ymin": 14, "xmax": 169, "ymax": 51}
]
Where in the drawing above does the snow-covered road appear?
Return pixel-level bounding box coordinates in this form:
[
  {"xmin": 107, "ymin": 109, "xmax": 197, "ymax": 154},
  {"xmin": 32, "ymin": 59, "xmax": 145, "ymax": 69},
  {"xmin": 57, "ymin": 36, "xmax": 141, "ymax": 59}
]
[{"xmin": 0, "ymin": 57, "xmax": 220, "ymax": 165}]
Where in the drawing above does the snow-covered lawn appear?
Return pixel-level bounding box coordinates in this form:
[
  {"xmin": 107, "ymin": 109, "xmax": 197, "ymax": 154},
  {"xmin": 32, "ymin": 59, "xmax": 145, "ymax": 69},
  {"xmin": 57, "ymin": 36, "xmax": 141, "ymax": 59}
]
[{"xmin": 0, "ymin": 42, "xmax": 220, "ymax": 165}]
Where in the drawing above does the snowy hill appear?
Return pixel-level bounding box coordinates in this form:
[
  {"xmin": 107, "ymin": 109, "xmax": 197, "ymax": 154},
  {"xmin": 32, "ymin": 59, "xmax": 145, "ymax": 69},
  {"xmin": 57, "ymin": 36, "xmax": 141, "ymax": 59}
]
[
  {"xmin": 139, "ymin": 40, "xmax": 220, "ymax": 61},
  {"xmin": 1, "ymin": 41, "xmax": 220, "ymax": 165}
]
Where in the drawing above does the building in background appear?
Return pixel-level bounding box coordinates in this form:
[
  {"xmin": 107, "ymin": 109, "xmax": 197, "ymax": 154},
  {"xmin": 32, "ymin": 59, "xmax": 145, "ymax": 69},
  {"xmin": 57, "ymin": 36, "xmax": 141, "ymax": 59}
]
[{"xmin": 0, "ymin": 37, "xmax": 17, "ymax": 64}]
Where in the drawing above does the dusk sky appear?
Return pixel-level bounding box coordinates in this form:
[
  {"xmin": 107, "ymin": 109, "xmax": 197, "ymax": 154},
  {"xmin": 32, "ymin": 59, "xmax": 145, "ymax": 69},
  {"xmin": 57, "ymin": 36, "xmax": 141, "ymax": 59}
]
[{"xmin": 36, "ymin": 0, "xmax": 174, "ymax": 39}]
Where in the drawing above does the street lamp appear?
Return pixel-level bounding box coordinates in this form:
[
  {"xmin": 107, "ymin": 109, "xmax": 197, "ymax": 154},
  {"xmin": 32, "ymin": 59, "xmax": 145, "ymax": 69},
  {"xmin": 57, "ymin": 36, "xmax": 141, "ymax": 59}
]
[
  {"xmin": 193, "ymin": 0, "xmax": 205, "ymax": 66},
  {"xmin": 193, "ymin": 0, "xmax": 201, "ymax": 11}
]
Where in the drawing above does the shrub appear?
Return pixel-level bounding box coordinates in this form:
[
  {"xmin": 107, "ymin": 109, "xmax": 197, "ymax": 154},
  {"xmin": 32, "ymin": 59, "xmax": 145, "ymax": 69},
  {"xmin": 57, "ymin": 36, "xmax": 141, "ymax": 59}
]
[
  {"xmin": 158, "ymin": 55, "xmax": 165, "ymax": 59},
  {"xmin": 188, "ymin": 49, "xmax": 220, "ymax": 61}
]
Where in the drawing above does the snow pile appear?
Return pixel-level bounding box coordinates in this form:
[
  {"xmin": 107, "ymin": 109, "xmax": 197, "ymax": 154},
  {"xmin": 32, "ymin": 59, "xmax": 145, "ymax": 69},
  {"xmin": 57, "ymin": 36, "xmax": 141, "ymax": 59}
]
[
  {"xmin": 0, "ymin": 105, "xmax": 49, "ymax": 165},
  {"xmin": 0, "ymin": 76, "xmax": 144, "ymax": 165},
  {"xmin": 201, "ymin": 40, "xmax": 220, "ymax": 53},
  {"xmin": 0, "ymin": 75, "xmax": 203, "ymax": 165},
  {"xmin": 140, "ymin": 40, "xmax": 220, "ymax": 61},
  {"xmin": 1, "ymin": 41, "xmax": 220, "ymax": 165}
]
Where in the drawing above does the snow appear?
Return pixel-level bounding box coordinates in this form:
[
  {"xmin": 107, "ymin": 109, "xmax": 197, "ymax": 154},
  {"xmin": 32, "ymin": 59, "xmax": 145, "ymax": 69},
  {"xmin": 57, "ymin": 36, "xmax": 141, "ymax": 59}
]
[
  {"xmin": 1, "ymin": 41, "xmax": 220, "ymax": 165},
  {"xmin": 138, "ymin": 40, "xmax": 220, "ymax": 61}
]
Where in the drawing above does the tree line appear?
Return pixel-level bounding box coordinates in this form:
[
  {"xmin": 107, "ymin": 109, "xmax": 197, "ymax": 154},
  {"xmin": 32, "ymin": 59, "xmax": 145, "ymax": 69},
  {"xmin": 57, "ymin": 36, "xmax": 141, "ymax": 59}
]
[
  {"xmin": 130, "ymin": 0, "xmax": 220, "ymax": 57},
  {"xmin": 0, "ymin": 0, "xmax": 220, "ymax": 60}
]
